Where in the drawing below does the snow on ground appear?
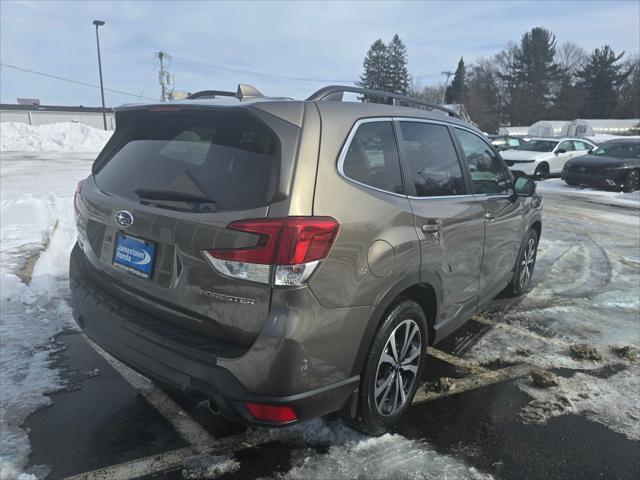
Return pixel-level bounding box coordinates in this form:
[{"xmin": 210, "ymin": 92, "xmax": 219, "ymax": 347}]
[
  {"xmin": 537, "ymin": 178, "xmax": 640, "ymax": 208},
  {"xmin": 0, "ymin": 153, "xmax": 92, "ymax": 479},
  {"xmin": 0, "ymin": 122, "xmax": 112, "ymax": 152},
  {"xmin": 464, "ymin": 196, "xmax": 640, "ymax": 440}
]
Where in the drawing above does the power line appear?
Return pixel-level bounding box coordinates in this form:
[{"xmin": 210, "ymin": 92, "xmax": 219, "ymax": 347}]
[
  {"xmin": 170, "ymin": 54, "xmax": 356, "ymax": 84},
  {"xmin": 138, "ymin": 62, "xmax": 157, "ymax": 100},
  {"xmin": 0, "ymin": 62, "xmax": 156, "ymax": 101}
]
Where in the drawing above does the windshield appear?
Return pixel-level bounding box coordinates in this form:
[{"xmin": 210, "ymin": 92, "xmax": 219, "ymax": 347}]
[
  {"xmin": 515, "ymin": 140, "xmax": 558, "ymax": 152},
  {"xmin": 592, "ymin": 142, "xmax": 640, "ymax": 158}
]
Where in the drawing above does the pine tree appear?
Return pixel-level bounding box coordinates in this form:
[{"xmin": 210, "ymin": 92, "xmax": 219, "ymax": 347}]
[
  {"xmin": 465, "ymin": 59, "xmax": 499, "ymax": 132},
  {"xmin": 387, "ymin": 34, "xmax": 410, "ymax": 95},
  {"xmin": 357, "ymin": 39, "xmax": 390, "ymax": 102},
  {"xmin": 577, "ymin": 45, "xmax": 630, "ymax": 118},
  {"xmin": 503, "ymin": 28, "xmax": 561, "ymax": 125},
  {"xmin": 445, "ymin": 57, "xmax": 466, "ymax": 104}
]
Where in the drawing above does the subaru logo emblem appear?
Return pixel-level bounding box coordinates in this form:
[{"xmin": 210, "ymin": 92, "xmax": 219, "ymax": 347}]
[{"xmin": 114, "ymin": 210, "xmax": 134, "ymax": 228}]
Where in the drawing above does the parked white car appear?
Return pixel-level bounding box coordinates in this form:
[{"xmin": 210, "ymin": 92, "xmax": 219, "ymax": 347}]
[{"xmin": 501, "ymin": 137, "xmax": 596, "ymax": 179}]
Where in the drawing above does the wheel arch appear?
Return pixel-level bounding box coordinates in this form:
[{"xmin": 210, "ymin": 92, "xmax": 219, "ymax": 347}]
[
  {"xmin": 530, "ymin": 219, "xmax": 542, "ymax": 240},
  {"xmin": 350, "ymin": 274, "xmax": 439, "ymax": 377}
]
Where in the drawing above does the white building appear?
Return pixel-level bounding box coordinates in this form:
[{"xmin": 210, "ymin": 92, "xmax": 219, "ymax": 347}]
[
  {"xmin": 526, "ymin": 121, "xmax": 567, "ymax": 137},
  {"xmin": 561, "ymin": 118, "xmax": 640, "ymax": 137}
]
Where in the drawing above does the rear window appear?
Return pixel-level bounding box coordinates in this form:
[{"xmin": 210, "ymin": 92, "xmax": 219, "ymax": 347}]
[{"xmin": 94, "ymin": 110, "xmax": 280, "ymax": 212}]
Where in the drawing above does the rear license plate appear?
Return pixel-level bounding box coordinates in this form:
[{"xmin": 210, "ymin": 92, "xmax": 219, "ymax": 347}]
[{"xmin": 113, "ymin": 232, "xmax": 155, "ymax": 279}]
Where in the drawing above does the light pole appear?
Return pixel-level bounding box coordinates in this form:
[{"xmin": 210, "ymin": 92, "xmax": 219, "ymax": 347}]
[{"xmin": 93, "ymin": 20, "xmax": 107, "ymax": 130}]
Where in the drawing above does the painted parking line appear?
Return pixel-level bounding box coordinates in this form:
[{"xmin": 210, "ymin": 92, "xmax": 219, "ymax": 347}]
[
  {"xmin": 62, "ymin": 447, "xmax": 196, "ymax": 480},
  {"xmin": 83, "ymin": 335, "xmax": 213, "ymax": 449},
  {"xmin": 412, "ymin": 363, "xmax": 533, "ymax": 404},
  {"xmin": 72, "ymin": 334, "xmax": 527, "ymax": 479}
]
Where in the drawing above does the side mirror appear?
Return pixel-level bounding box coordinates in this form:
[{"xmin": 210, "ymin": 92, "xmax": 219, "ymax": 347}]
[
  {"xmin": 588, "ymin": 149, "xmax": 593, "ymax": 154},
  {"xmin": 513, "ymin": 176, "xmax": 536, "ymax": 196},
  {"xmin": 555, "ymin": 148, "xmax": 566, "ymax": 154}
]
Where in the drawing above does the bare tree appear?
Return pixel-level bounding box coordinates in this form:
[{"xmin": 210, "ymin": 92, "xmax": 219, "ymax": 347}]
[
  {"xmin": 408, "ymin": 78, "xmax": 446, "ymax": 104},
  {"xmin": 556, "ymin": 41, "xmax": 588, "ymax": 80}
]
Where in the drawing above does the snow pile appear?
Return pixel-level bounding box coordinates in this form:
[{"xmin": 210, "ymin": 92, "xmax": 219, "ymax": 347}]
[
  {"xmin": 239, "ymin": 419, "xmax": 492, "ymax": 480},
  {"xmin": 537, "ymin": 179, "xmax": 640, "ymax": 208},
  {"xmin": 0, "ymin": 157, "xmax": 86, "ymax": 478},
  {"xmin": 282, "ymin": 432, "xmax": 493, "ymax": 480},
  {"xmin": 0, "ymin": 122, "xmax": 112, "ymax": 152},
  {"xmin": 517, "ymin": 368, "xmax": 640, "ymax": 440}
]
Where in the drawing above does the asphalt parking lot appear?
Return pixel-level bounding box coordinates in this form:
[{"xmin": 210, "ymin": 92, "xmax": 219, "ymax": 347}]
[{"xmin": 2, "ymin": 153, "xmax": 639, "ymax": 480}]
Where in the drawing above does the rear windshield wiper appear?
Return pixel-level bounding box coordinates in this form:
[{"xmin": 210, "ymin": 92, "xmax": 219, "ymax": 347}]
[{"xmin": 133, "ymin": 188, "xmax": 216, "ymax": 205}]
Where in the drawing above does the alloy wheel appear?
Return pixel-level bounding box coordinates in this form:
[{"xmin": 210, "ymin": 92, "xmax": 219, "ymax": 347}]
[
  {"xmin": 534, "ymin": 165, "xmax": 549, "ymax": 180},
  {"xmin": 374, "ymin": 319, "xmax": 422, "ymax": 416},
  {"xmin": 627, "ymin": 171, "xmax": 639, "ymax": 192},
  {"xmin": 519, "ymin": 237, "xmax": 537, "ymax": 289}
]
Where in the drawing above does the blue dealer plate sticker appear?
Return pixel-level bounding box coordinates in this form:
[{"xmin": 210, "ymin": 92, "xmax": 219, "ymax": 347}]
[{"xmin": 112, "ymin": 232, "xmax": 155, "ymax": 279}]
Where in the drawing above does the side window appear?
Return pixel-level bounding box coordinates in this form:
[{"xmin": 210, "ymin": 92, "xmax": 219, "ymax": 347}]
[
  {"xmin": 557, "ymin": 140, "xmax": 574, "ymax": 152},
  {"xmin": 342, "ymin": 121, "xmax": 403, "ymax": 194},
  {"xmin": 454, "ymin": 128, "xmax": 510, "ymax": 195},
  {"xmin": 507, "ymin": 138, "xmax": 521, "ymax": 147},
  {"xmin": 572, "ymin": 140, "xmax": 589, "ymax": 151},
  {"xmin": 399, "ymin": 122, "xmax": 466, "ymax": 197}
]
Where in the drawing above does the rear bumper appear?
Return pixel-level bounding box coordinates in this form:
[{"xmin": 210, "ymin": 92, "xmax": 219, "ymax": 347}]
[{"xmin": 69, "ymin": 243, "xmax": 359, "ymax": 426}]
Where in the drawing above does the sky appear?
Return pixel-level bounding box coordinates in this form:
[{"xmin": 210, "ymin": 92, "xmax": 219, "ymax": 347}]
[{"xmin": 1, "ymin": 0, "xmax": 639, "ymax": 107}]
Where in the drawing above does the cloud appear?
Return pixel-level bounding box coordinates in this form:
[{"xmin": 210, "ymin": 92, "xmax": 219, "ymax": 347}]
[{"xmin": 1, "ymin": 0, "xmax": 638, "ymax": 106}]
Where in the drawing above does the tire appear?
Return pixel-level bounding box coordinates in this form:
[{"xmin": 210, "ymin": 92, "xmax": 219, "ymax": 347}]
[
  {"xmin": 623, "ymin": 170, "xmax": 640, "ymax": 193},
  {"xmin": 534, "ymin": 163, "xmax": 549, "ymax": 180},
  {"xmin": 348, "ymin": 299, "xmax": 428, "ymax": 436},
  {"xmin": 504, "ymin": 229, "xmax": 539, "ymax": 297}
]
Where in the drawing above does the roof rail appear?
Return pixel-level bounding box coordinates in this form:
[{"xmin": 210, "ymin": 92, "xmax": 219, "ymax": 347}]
[
  {"xmin": 186, "ymin": 90, "xmax": 236, "ymax": 100},
  {"xmin": 186, "ymin": 84, "xmax": 264, "ymax": 101},
  {"xmin": 306, "ymin": 85, "xmax": 461, "ymax": 119}
]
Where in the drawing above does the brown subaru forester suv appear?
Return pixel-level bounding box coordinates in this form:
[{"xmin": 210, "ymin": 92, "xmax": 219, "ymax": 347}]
[{"xmin": 70, "ymin": 84, "xmax": 542, "ymax": 435}]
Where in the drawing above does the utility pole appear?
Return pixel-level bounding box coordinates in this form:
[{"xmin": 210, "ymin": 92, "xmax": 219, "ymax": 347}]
[
  {"xmin": 441, "ymin": 70, "xmax": 453, "ymax": 104},
  {"xmin": 92, "ymin": 20, "xmax": 107, "ymax": 130},
  {"xmin": 155, "ymin": 50, "xmax": 172, "ymax": 101}
]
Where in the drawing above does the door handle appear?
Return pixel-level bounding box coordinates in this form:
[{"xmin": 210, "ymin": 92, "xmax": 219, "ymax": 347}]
[
  {"xmin": 484, "ymin": 212, "xmax": 495, "ymax": 222},
  {"xmin": 421, "ymin": 223, "xmax": 441, "ymax": 234}
]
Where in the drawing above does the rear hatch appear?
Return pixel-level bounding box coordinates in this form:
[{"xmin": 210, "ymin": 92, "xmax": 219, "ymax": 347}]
[{"xmin": 76, "ymin": 105, "xmax": 301, "ymax": 345}]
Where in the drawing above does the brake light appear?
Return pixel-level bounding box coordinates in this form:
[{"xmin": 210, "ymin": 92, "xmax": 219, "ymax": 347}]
[
  {"xmin": 73, "ymin": 181, "xmax": 83, "ymax": 216},
  {"xmin": 244, "ymin": 402, "xmax": 297, "ymax": 423},
  {"xmin": 203, "ymin": 217, "xmax": 339, "ymax": 286}
]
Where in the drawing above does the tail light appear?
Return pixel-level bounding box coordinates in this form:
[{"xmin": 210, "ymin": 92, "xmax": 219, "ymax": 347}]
[
  {"xmin": 244, "ymin": 402, "xmax": 297, "ymax": 423},
  {"xmin": 73, "ymin": 181, "xmax": 84, "ymax": 216},
  {"xmin": 203, "ymin": 216, "xmax": 339, "ymax": 286}
]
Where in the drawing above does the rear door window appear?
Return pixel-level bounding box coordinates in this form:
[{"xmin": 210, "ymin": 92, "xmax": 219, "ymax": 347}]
[
  {"xmin": 454, "ymin": 128, "xmax": 510, "ymax": 195},
  {"xmin": 399, "ymin": 121, "xmax": 466, "ymax": 197},
  {"xmin": 341, "ymin": 121, "xmax": 404, "ymax": 194},
  {"xmin": 94, "ymin": 111, "xmax": 280, "ymax": 212},
  {"xmin": 557, "ymin": 140, "xmax": 575, "ymax": 152}
]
